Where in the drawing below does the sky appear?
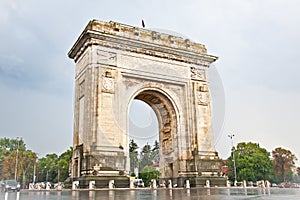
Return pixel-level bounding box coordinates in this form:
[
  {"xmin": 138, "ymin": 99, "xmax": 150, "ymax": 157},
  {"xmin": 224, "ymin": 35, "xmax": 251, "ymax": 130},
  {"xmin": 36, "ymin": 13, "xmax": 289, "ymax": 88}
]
[{"xmin": 0, "ymin": 0, "xmax": 300, "ymax": 162}]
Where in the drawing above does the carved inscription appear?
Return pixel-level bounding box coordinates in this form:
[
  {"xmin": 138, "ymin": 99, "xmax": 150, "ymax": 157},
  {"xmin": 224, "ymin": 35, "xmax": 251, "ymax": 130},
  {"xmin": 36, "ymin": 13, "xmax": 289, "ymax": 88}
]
[{"xmin": 97, "ymin": 49, "xmax": 116, "ymax": 66}]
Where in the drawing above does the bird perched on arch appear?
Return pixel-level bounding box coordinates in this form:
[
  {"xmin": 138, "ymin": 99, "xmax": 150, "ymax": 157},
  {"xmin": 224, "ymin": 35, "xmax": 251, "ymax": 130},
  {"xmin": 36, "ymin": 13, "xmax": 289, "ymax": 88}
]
[{"xmin": 142, "ymin": 19, "xmax": 145, "ymax": 28}]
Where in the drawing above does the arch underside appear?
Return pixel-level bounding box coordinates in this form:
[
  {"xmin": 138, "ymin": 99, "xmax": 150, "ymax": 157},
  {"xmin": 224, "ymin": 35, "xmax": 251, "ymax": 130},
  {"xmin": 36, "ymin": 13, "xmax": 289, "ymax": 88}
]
[
  {"xmin": 134, "ymin": 90, "xmax": 177, "ymax": 156},
  {"xmin": 134, "ymin": 89, "xmax": 178, "ymax": 178}
]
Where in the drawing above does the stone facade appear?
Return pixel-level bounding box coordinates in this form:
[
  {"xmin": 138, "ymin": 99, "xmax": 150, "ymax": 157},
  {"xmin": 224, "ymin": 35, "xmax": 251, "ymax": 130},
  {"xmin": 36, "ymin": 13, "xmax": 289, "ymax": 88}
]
[{"xmin": 68, "ymin": 20, "xmax": 225, "ymax": 187}]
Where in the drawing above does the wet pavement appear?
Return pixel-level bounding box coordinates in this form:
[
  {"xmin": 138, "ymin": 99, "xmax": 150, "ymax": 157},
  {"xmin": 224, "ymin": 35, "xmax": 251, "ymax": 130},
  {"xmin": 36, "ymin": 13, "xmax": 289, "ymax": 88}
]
[{"xmin": 1, "ymin": 187, "xmax": 300, "ymax": 200}]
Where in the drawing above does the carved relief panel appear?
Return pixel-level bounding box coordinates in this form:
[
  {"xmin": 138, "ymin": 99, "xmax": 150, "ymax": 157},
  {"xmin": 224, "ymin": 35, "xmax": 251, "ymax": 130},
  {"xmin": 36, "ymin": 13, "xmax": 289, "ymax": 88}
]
[
  {"xmin": 196, "ymin": 83, "xmax": 209, "ymax": 106},
  {"xmin": 101, "ymin": 68, "xmax": 115, "ymax": 93},
  {"xmin": 191, "ymin": 67, "xmax": 206, "ymax": 81}
]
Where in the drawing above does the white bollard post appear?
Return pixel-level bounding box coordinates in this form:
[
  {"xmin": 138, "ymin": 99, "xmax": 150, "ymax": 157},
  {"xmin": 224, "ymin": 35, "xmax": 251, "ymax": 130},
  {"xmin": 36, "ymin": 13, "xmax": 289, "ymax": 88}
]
[
  {"xmin": 46, "ymin": 182, "xmax": 50, "ymax": 190},
  {"xmin": 265, "ymin": 180, "xmax": 270, "ymax": 188},
  {"xmin": 72, "ymin": 181, "xmax": 79, "ymax": 190},
  {"xmin": 205, "ymin": 180, "xmax": 210, "ymax": 188},
  {"xmin": 168, "ymin": 180, "xmax": 172, "ymax": 188},
  {"xmin": 226, "ymin": 180, "xmax": 231, "ymax": 188},
  {"xmin": 261, "ymin": 180, "xmax": 265, "ymax": 188},
  {"xmin": 151, "ymin": 179, "xmax": 157, "ymax": 189},
  {"xmin": 186, "ymin": 180, "xmax": 190, "ymax": 189},
  {"xmin": 243, "ymin": 180, "xmax": 247, "ymax": 188},
  {"xmin": 89, "ymin": 181, "xmax": 95, "ymax": 189},
  {"xmin": 161, "ymin": 180, "xmax": 166, "ymax": 188},
  {"xmin": 130, "ymin": 179, "xmax": 135, "ymax": 189},
  {"xmin": 109, "ymin": 180, "xmax": 115, "ymax": 189}
]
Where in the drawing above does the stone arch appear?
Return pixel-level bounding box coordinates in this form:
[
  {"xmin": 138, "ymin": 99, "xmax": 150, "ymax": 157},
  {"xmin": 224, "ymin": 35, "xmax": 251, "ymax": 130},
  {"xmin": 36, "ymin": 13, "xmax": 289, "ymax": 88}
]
[{"xmin": 68, "ymin": 20, "xmax": 226, "ymax": 188}]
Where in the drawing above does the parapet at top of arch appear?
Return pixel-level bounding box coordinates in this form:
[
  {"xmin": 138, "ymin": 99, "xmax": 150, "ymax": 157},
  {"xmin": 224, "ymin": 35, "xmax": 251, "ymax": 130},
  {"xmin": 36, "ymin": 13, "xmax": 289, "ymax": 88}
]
[{"xmin": 68, "ymin": 20, "xmax": 218, "ymax": 66}]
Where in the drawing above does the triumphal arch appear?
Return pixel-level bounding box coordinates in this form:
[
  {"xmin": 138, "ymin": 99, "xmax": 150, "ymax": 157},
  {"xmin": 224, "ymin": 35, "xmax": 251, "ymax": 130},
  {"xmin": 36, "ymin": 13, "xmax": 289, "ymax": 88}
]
[{"xmin": 68, "ymin": 20, "xmax": 225, "ymax": 188}]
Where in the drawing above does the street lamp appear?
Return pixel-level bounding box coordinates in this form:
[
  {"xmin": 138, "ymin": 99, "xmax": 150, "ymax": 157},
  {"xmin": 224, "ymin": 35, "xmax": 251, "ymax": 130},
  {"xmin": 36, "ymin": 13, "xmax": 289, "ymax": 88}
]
[
  {"xmin": 44, "ymin": 166, "xmax": 49, "ymax": 182},
  {"xmin": 228, "ymin": 134, "xmax": 237, "ymax": 186},
  {"xmin": 14, "ymin": 137, "xmax": 20, "ymax": 181},
  {"xmin": 46, "ymin": 170, "xmax": 49, "ymax": 182}
]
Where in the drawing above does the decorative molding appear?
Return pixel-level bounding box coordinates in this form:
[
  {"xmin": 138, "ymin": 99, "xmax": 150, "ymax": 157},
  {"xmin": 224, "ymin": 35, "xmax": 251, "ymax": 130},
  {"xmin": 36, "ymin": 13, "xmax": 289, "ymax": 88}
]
[{"xmin": 68, "ymin": 20, "xmax": 218, "ymax": 66}]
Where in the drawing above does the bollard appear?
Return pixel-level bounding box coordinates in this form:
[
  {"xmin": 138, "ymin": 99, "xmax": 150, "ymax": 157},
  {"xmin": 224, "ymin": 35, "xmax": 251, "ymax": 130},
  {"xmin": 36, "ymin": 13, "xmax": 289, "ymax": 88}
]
[
  {"xmin": 265, "ymin": 180, "xmax": 270, "ymax": 188},
  {"xmin": 29, "ymin": 183, "xmax": 34, "ymax": 190},
  {"xmin": 109, "ymin": 180, "xmax": 115, "ymax": 189},
  {"xmin": 130, "ymin": 179, "xmax": 135, "ymax": 189},
  {"xmin": 151, "ymin": 179, "xmax": 157, "ymax": 189},
  {"xmin": 89, "ymin": 181, "xmax": 95, "ymax": 189},
  {"xmin": 226, "ymin": 180, "xmax": 231, "ymax": 188},
  {"xmin": 261, "ymin": 180, "xmax": 265, "ymax": 188},
  {"xmin": 249, "ymin": 181, "xmax": 253, "ymax": 187},
  {"xmin": 205, "ymin": 180, "xmax": 210, "ymax": 188},
  {"xmin": 46, "ymin": 182, "xmax": 51, "ymax": 190},
  {"xmin": 161, "ymin": 180, "xmax": 166, "ymax": 188},
  {"xmin": 168, "ymin": 180, "xmax": 172, "ymax": 188},
  {"xmin": 243, "ymin": 180, "xmax": 247, "ymax": 188},
  {"xmin": 72, "ymin": 181, "xmax": 79, "ymax": 190},
  {"xmin": 186, "ymin": 180, "xmax": 190, "ymax": 189}
]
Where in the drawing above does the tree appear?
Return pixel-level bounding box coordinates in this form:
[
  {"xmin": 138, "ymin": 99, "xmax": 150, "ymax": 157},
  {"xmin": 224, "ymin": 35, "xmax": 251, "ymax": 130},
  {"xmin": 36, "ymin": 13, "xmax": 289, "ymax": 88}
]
[
  {"xmin": 151, "ymin": 140, "xmax": 159, "ymax": 163},
  {"xmin": 37, "ymin": 153, "xmax": 58, "ymax": 182},
  {"xmin": 57, "ymin": 147, "xmax": 73, "ymax": 182},
  {"xmin": 139, "ymin": 143, "xmax": 152, "ymax": 170},
  {"xmin": 140, "ymin": 166, "xmax": 160, "ymax": 187},
  {"xmin": 0, "ymin": 137, "xmax": 26, "ymax": 179},
  {"xmin": 1, "ymin": 151, "xmax": 21, "ymax": 180},
  {"xmin": 272, "ymin": 147, "xmax": 296, "ymax": 182},
  {"xmin": 129, "ymin": 139, "xmax": 139, "ymax": 176},
  {"xmin": 227, "ymin": 142, "xmax": 273, "ymax": 182},
  {"xmin": 0, "ymin": 137, "xmax": 72, "ymax": 187},
  {"xmin": 36, "ymin": 148, "xmax": 73, "ymax": 183},
  {"xmin": 19, "ymin": 150, "xmax": 37, "ymax": 187}
]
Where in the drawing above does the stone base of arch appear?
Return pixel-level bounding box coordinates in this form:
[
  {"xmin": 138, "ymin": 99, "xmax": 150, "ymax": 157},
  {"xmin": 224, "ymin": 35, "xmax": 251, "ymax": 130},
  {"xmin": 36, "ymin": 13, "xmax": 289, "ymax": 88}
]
[{"xmin": 159, "ymin": 157, "xmax": 227, "ymax": 188}]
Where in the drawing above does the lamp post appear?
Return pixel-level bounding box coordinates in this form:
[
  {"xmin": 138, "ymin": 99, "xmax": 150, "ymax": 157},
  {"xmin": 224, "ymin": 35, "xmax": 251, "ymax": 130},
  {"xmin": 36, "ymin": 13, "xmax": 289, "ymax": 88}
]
[
  {"xmin": 46, "ymin": 170, "xmax": 49, "ymax": 182},
  {"xmin": 14, "ymin": 137, "xmax": 20, "ymax": 181},
  {"xmin": 228, "ymin": 134, "xmax": 237, "ymax": 186}
]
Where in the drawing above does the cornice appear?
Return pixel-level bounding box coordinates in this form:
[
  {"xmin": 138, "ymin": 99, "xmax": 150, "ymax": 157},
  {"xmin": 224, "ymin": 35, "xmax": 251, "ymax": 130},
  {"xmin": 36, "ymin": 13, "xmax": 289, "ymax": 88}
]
[{"xmin": 68, "ymin": 20, "xmax": 218, "ymax": 66}]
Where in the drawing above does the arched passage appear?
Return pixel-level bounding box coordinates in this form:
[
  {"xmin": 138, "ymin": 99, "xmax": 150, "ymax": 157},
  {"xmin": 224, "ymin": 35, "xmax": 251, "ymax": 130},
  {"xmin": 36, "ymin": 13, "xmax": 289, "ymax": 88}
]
[{"xmin": 128, "ymin": 89, "xmax": 179, "ymax": 180}]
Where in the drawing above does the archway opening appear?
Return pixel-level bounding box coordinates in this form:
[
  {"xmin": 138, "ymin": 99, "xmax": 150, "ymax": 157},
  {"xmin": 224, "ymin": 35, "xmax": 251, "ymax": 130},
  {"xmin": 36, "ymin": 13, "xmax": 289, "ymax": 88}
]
[
  {"xmin": 128, "ymin": 89, "xmax": 178, "ymax": 186},
  {"xmin": 128, "ymin": 99, "xmax": 159, "ymax": 179}
]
